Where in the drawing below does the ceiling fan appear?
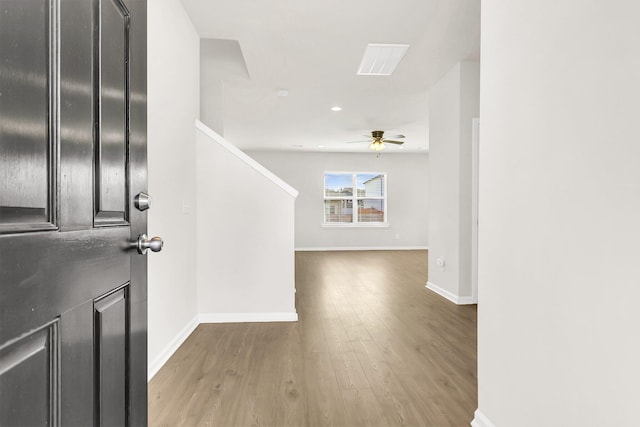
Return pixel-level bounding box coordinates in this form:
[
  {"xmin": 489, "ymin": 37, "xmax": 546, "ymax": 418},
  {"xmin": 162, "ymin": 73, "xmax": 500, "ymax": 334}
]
[{"xmin": 347, "ymin": 130, "xmax": 405, "ymax": 152}]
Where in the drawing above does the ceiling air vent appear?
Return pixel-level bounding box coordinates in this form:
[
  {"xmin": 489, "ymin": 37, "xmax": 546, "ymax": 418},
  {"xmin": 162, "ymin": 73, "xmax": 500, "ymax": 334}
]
[{"xmin": 357, "ymin": 43, "xmax": 410, "ymax": 76}]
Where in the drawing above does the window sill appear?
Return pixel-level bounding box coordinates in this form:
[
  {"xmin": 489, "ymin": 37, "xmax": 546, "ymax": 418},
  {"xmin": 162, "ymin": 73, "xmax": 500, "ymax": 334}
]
[{"xmin": 322, "ymin": 223, "xmax": 389, "ymax": 228}]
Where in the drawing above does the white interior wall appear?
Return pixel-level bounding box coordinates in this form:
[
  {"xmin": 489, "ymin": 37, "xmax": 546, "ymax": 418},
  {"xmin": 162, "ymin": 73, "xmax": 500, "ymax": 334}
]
[
  {"xmin": 458, "ymin": 63, "xmax": 480, "ymax": 298},
  {"xmin": 196, "ymin": 125, "xmax": 297, "ymax": 320},
  {"xmin": 428, "ymin": 65, "xmax": 461, "ymax": 297},
  {"xmin": 147, "ymin": 0, "xmax": 199, "ymax": 378},
  {"xmin": 476, "ymin": 2, "xmax": 640, "ymax": 426},
  {"xmin": 246, "ymin": 151, "xmax": 429, "ymax": 249},
  {"xmin": 200, "ymin": 39, "xmax": 251, "ymax": 137},
  {"xmin": 200, "ymin": 77, "xmax": 223, "ymax": 136},
  {"xmin": 427, "ymin": 61, "xmax": 479, "ymax": 302}
]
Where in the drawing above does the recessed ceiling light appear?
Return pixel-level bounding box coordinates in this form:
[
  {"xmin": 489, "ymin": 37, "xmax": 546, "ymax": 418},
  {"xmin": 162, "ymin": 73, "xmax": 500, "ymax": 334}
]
[
  {"xmin": 398, "ymin": 146, "xmax": 404, "ymax": 149},
  {"xmin": 276, "ymin": 89, "xmax": 289, "ymax": 97},
  {"xmin": 331, "ymin": 106, "xmax": 342, "ymax": 112},
  {"xmin": 357, "ymin": 43, "xmax": 410, "ymax": 76},
  {"xmin": 318, "ymin": 145, "xmax": 325, "ymax": 148}
]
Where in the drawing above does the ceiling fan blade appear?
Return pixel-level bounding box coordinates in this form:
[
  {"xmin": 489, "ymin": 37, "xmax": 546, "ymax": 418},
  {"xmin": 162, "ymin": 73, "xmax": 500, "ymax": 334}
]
[
  {"xmin": 383, "ymin": 140, "xmax": 405, "ymax": 145},
  {"xmin": 384, "ymin": 134, "xmax": 405, "ymax": 139},
  {"xmin": 346, "ymin": 140, "xmax": 372, "ymax": 143}
]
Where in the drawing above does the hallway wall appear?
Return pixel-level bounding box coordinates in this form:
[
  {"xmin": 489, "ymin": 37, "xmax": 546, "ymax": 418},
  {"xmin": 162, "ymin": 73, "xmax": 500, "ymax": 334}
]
[
  {"xmin": 147, "ymin": 0, "xmax": 200, "ymax": 378},
  {"xmin": 195, "ymin": 123, "xmax": 298, "ymax": 320},
  {"xmin": 476, "ymin": 1, "xmax": 640, "ymax": 426},
  {"xmin": 427, "ymin": 61, "xmax": 480, "ymax": 303}
]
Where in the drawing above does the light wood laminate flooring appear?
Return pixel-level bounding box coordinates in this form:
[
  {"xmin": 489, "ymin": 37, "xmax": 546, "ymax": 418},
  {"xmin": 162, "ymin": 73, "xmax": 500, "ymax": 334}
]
[{"xmin": 148, "ymin": 250, "xmax": 477, "ymax": 426}]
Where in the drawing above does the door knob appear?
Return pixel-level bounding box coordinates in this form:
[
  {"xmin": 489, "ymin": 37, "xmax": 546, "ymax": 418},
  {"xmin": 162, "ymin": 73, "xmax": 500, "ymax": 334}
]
[{"xmin": 137, "ymin": 234, "xmax": 163, "ymax": 254}]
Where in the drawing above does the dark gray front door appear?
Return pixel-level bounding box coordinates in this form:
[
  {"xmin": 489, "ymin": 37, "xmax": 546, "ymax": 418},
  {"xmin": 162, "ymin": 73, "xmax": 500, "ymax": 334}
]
[{"xmin": 0, "ymin": 0, "xmax": 148, "ymax": 425}]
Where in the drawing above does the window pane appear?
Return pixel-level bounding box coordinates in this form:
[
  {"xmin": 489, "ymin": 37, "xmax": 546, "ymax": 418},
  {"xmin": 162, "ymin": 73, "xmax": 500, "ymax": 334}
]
[
  {"xmin": 324, "ymin": 173, "xmax": 353, "ymax": 197},
  {"xmin": 358, "ymin": 199, "xmax": 385, "ymax": 222},
  {"xmin": 357, "ymin": 174, "xmax": 384, "ymax": 197},
  {"xmin": 324, "ymin": 200, "xmax": 353, "ymax": 223}
]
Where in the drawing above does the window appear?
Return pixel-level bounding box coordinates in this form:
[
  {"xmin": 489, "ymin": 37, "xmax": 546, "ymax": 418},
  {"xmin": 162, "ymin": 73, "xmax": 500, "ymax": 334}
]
[{"xmin": 323, "ymin": 172, "xmax": 387, "ymax": 226}]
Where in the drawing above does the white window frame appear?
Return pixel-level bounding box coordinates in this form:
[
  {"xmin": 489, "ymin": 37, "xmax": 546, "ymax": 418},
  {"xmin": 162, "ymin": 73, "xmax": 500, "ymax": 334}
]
[{"xmin": 322, "ymin": 171, "xmax": 388, "ymax": 227}]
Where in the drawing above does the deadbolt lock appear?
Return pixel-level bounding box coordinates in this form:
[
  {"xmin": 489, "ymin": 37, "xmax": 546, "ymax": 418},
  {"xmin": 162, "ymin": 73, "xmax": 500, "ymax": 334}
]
[{"xmin": 134, "ymin": 192, "xmax": 152, "ymax": 211}]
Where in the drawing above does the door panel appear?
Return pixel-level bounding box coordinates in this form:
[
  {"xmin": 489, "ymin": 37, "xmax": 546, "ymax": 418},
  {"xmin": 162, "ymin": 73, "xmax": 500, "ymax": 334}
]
[
  {"xmin": 0, "ymin": 322, "xmax": 58, "ymax": 427},
  {"xmin": 59, "ymin": 0, "xmax": 94, "ymax": 231},
  {"xmin": 0, "ymin": 0, "xmax": 55, "ymax": 231},
  {"xmin": 95, "ymin": 0, "xmax": 129, "ymax": 224},
  {"xmin": 94, "ymin": 285, "xmax": 128, "ymax": 427},
  {"xmin": 0, "ymin": 0, "xmax": 147, "ymax": 424}
]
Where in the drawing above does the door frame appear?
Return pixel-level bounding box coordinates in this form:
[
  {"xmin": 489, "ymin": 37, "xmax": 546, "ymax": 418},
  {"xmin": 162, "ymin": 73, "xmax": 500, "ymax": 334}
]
[{"xmin": 471, "ymin": 118, "xmax": 480, "ymax": 303}]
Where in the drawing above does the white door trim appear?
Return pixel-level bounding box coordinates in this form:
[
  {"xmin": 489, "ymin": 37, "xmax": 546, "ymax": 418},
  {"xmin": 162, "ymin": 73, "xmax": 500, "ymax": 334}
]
[{"xmin": 471, "ymin": 118, "xmax": 480, "ymax": 303}]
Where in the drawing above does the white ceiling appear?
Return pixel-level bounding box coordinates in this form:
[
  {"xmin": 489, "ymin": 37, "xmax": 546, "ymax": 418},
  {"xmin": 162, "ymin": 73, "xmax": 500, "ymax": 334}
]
[{"xmin": 181, "ymin": 0, "xmax": 480, "ymax": 153}]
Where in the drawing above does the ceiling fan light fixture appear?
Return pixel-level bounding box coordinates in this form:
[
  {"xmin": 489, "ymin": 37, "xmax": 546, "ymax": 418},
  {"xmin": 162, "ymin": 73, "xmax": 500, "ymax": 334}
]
[{"xmin": 369, "ymin": 140, "xmax": 384, "ymax": 151}]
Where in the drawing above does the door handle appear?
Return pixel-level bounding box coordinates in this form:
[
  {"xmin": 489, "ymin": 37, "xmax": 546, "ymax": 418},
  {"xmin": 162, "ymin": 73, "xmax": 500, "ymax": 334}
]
[{"xmin": 137, "ymin": 234, "xmax": 163, "ymax": 255}]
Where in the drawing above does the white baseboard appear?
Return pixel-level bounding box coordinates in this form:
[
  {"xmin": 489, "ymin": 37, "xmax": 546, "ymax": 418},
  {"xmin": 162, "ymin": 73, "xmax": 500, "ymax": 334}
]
[
  {"xmin": 148, "ymin": 315, "xmax": 199, "ymax": 381},
  {"xmin": 471, "ymin": 409, "xmax": 497, "ymax": 427},
  {"xmin": 426, "ymin": 281, "xmax": 477, "ymax": 305},
  {"xmin": 295, "ymin": 246, "xmax": 428, "ymax": 251},
  {"xmin": 199, "ymin": 312, "xmax": 298, "ymax": 323}
]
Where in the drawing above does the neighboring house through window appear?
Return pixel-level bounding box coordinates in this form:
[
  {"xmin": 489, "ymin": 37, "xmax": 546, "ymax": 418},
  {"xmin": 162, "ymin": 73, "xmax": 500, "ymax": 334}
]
[{"xmin": 323, "ymin": 172, "xmax": 387, "ymax": 226}]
